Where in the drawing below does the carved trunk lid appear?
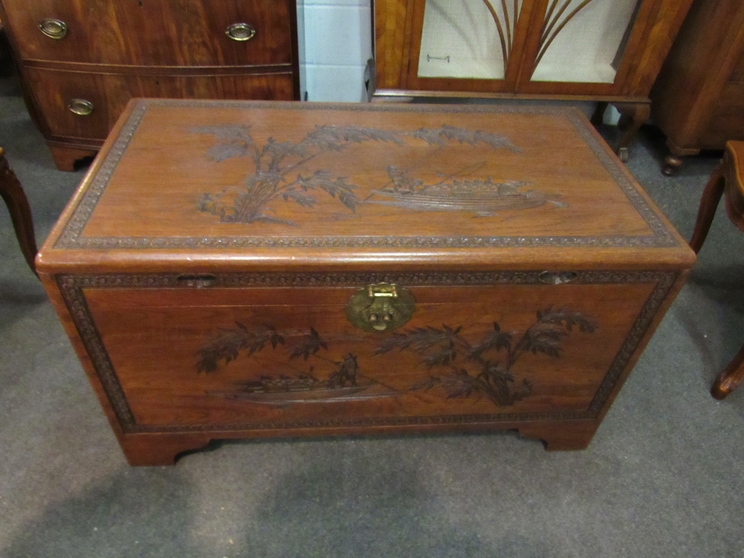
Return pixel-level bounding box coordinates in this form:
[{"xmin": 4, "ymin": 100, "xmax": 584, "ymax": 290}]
[{"xmin": 37, "ymin": 99, "xmax": 694, "ymax": 273}]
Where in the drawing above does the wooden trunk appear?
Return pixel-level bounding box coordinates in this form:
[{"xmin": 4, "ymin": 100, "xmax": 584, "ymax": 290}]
[{"xmin": 37, "ymin": 100, "xmax": 695, "ymax": 466}]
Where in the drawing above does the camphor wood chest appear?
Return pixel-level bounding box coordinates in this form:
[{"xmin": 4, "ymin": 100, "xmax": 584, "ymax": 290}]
[{"xmin": 37, "ymin": 100, "xmax": 695, "ymax": 466}]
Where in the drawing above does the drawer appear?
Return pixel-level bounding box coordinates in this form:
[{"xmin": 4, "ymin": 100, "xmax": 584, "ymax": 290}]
[
  {"xmin": 730, "ymin": 54, "xmax": 744, "ymax": 84},
  {"xmin": 699, "ymin": 80, "xmax": 744, "ymax": 148},
  {"xmin": 1, "ymin": 0, "xmax": 293, "ymax": 67},
  {"xmin": 24, "ymin": 67, "xmax": 296, "ymax": 140}
]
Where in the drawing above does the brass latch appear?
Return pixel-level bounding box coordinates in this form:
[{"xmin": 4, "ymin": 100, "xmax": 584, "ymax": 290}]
[{"xmin": 346, "ymin": 283, "xmax": 415, "ymax": 333}]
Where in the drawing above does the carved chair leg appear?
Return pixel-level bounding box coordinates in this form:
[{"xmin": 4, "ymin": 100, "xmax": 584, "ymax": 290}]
[
  {"xmin": 711, "ymin": 343, "xmax": 744, "ymax": 400},
  {"xmin": 689, "ymin": 160, "xmax": 726, "ymax": 253},
  {"xmin": 0, "ymin": 148, "xmax": 38, "ymax": 277},
  {"xmin": 696, "ymin": 143, "xmax": 744, "ymax": 400},
  {"xmin": 612, "ymin": 102, "xmax": 651, "ymax": 162}
]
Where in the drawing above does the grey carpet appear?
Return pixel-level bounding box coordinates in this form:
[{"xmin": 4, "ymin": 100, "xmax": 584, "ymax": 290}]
[{"xmin": 1, "ymin": 72, "xmax": 742, "ymax": 557}]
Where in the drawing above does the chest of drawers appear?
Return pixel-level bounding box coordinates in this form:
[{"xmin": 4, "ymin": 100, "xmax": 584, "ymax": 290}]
[
  {"xmin": 650, "ymin": 0, "xmax": 744, "ymax": 174},
  {"xmin": 0, "ymin": 0, "xmax": 300, "ymax": 170}
]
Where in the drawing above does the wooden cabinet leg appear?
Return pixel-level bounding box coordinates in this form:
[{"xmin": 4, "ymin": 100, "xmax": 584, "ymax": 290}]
[
  {"xmin": 48, "ymin": 144, "xmax": 98, "ymax": 172},
  {"xmin": 0, "ymin": 148, "xmax": 38, "ymax": 276},
  {"xmin": 612, "ymin": 102, "xmax": 651, "ymax": 162},
  {"xmin": 663, "ymin": 155, "xmax": 684, "ymax": 176},
  {"xmin": 711, "ymin": 343, "xmax": 744, "ymax": 400},
  {"xmin": 663, "ymin": 139, "xmax": 701, "ymax": 176},
  {"xmin": 689, "ymin": 161, "xmax": 726, "ymax": 253}
]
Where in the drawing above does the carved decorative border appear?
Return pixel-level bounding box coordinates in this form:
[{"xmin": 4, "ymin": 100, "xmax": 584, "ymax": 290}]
[
  {"xmin": 63, "ymin": 269, "xmax": 673, "ymax": 289},
  {"xmin": 565, "ymin": 113, "xmax": 675, "ymax": 247},
  {"xmin": 131, "ymin": 410, "xmax": 594, "ymax": 434},
  {"xmin": 61, "ymin": 234, "xmax": 667, "ymax": 249},
  {"xmin": 55, "ymin": 100, "xmax": 678, "ymax": 250},
  {"xmin": 58, "ymin": 103, "xmax": 148, "ymax": 249},
  {"xmin": 57, "ymin": 270, "xmax": 678, "ymax": 434},
  {"xmin": 57, "ymin": 276, "xmax": 136, "ymax": 428},
  {"xmin": 588, "ymin": 271, "xmax": 677, "ymax": 413}
]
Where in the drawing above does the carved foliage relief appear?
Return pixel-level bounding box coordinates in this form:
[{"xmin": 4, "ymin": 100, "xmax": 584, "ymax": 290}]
[
  {"xmin": 195, "ymin": 306, "xmax": 597, "ymax": 408},
  {"xmin": 193, "ymin": 123, "xmax": 564, "ymax": 226}
]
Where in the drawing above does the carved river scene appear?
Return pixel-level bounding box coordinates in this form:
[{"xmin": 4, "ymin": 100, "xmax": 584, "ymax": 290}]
[
  {"xmin": 192, "ymin": 123, "xmax": 566, "ymax": 227},
  {"xmin": 196, "ymin": 307, "xmax": 597, "ymax": 408}
]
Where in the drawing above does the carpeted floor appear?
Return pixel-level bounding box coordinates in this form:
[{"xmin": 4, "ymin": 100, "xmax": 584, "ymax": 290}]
[{"xmin": 1, "ymin": 71, "xmax": 742, "ymax": 557}]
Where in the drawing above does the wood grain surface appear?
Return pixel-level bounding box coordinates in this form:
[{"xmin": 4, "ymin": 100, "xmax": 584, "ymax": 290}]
[
  {"xmin": 1, "ymin": 0, "xmax": 293, "ymax": 67},
  {"xmin": 37, "ymin": 100, "xmax": 694, "ymax": 272},
  {"xmin": 0, "ymin": 0, "xmax": 300, "ymax": 170},
  {"xmin": 25, "ymin": 68, "xmax": 296, "ymax": 141},
  {"xmin": 651, "ymin": 0, "xmax": 744, "ymax": 160},
  {"xmin": 373, "ymin": 0, "xmax": 694, "ymax": 98},
  {"xmin": 37, "ymin": 100, "xmax": 695, "ymax": 464},
  {"xmin": 82, "ymin": 283, "xmax": 649, "ymax": 427}
]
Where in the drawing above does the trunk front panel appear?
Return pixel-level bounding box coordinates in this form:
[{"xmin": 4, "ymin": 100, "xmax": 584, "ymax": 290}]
[{"xmin": 59, "ymin": 272, "xmax": 671, "ymax": 433}]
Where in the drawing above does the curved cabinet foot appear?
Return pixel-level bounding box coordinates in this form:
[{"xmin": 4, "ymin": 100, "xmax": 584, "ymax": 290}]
[
  {"xmin": 518, "ymin": 421, "xmax": 599, "ymax": 451},
  {"xmin": 119, "ymin": 434, "xmax": 215, "ymax": 466},
  {"xmin": 663, "ymin": 139, "xmax": 700, "ymax": 176},
  {"xmin": 662, "ymin": 155, "xmax": 684, "ymax": 176},
  {"xmin": 48, "ymin": 144, "xmax": 98, "ymax": 172}
]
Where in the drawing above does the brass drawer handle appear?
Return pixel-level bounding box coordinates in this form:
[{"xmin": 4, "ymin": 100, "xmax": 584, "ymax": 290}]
[
  {"xmin": 346, "ymin": 283, "xmax": 416, "ymax": 332},
  {"xmin": 225, "ymin": 23, "xmax": 256, "ymax": 42},
  {"xmin": 539, "ymin": 271, "xmax": 578, "ymax": 285},
  {"xmin": 67, "ymin": 99, "xmax": 94, "ymax": 116},
  {"xmin": 39, "ymin": 18, "xmax": 68, "ymax": 39}
]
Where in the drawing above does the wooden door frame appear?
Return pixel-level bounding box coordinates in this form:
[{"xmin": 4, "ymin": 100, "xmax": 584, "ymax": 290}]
[
  {"xmin": 513, "ymin": 0, "xmax": 660, "ymax": 96},
  {"xmin": 372, "ymin": 0, "xmax": 692, "ymax": 100},
  {"xmin": 399, "ymin": 0, "xmax": 537, "ymax": 94}
]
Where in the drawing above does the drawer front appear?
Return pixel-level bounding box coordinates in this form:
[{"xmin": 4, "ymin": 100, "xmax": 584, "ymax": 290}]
[
  {"xmin": 58, "ymin": 271, "xmax": 676, "ymax": 433},
  {"xmin": 700, "ymin": 79, "xmax": 744, "ymax": 148},
  {"xmin": 701, "ymin": 53, "xmax": 744, "ymax": 148},
  {"xmin": 24, "ymin": 68, "xmax": 296, "ymax": 140},
  {"xmin": 2, "ymin": 0, "xmax": 293, "ymax": 67},
  {"xmin": 730, "ymin": 54, "xmax": 744, "ymax": 84}
]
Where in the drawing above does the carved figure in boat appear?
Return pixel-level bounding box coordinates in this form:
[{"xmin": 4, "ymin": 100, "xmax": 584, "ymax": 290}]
[{"xmin": 366, "ymin": 166, "xmax": 565, "ymax": 214}]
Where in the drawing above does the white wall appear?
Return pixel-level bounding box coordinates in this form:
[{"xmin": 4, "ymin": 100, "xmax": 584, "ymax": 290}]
[{"xmin": 297, "ymin": 0, "xmax": 373, "ymax": 102}]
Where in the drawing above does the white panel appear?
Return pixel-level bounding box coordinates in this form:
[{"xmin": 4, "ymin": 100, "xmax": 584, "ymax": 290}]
[
  {"xmin": 418, "ymin": 0, "xmax": 523, "ymax": 80},
  {"xmin": 303, "ymin": 5, "xmax": 373, "ymax": 66},
  {"xmin": 532, "ymin": 0, "xmax": 640, "ymax": 83},
  {"xmin": 305, "ymin": 64, "xmax": 369, "ymax": 102},
  {"xmin": 297, "ymin": 1, "xmax": 307, "ymax": 98},
  {"xmin": 301, "ymin": 0, "xmax": 370, "ymax": 6}
]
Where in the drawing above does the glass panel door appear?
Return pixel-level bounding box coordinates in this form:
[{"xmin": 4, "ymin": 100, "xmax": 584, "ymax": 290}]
[
  {"xmin": 530, "ymin": 0, "xmax": 641, "ymax": 83},
  {"xmin": 417, "ymin": 0, "xmax": 524, "ymax": 80}
]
